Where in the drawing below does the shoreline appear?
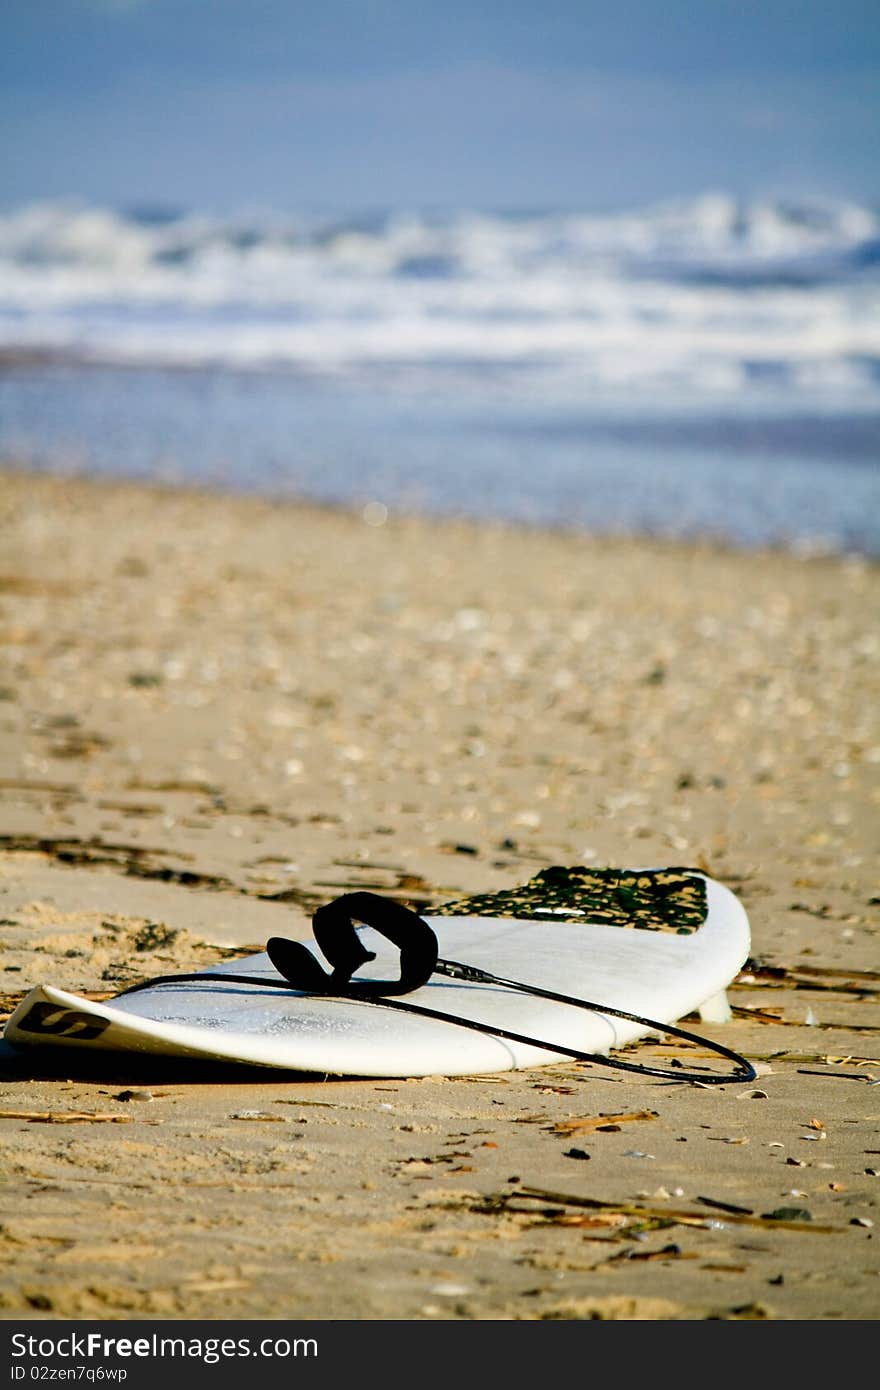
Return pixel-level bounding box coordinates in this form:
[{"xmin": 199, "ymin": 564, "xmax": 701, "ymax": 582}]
[
  {"xmin": 2, "ymin": 460, "xmax": 877, "ymax": 564},
  {"xmin": 0, "ymin": 466, "xmax": 878, "ymax": 1321}
]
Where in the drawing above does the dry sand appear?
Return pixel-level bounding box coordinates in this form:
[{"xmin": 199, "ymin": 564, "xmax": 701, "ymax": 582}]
[{"xmin": 0, "ymin": 468, "xmax": 878, "ymax": 1322}]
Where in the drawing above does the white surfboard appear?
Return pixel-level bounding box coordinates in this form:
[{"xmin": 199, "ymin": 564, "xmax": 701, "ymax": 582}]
[{"xmin": 4, "ymin": 868, "xmax": 750, "ymax": 1077}]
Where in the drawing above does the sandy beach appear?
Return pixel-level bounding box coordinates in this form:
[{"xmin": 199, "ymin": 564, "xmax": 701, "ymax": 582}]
[{"xmin": 0, "ymin": 467, "xmax": 877, "ymax": 1322}]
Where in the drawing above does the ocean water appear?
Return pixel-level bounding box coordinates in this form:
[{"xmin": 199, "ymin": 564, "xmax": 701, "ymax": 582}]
[{"xmin": 0, "ymin": 194, "xmax": 878, "ymax": 553}]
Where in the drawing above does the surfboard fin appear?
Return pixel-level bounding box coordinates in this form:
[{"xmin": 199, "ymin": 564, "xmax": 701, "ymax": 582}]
[{"xmin": 698, "ymin": 990, "xmax": 733, "ymax": 1024}]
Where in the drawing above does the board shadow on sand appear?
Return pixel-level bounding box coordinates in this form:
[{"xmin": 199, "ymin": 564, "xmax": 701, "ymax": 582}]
[{"xmin": 0, "ymin": 1037, "xmax": 333, "ymax": 1086}]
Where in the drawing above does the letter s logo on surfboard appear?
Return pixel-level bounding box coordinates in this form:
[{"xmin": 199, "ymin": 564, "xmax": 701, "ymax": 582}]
[{"xmin": 15, "ymin": 1001, "xmax": 111, "ymax": 1042}]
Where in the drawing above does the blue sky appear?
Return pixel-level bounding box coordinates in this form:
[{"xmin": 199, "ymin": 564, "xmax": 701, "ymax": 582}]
[{"xmin": 2, "ymin": 0, "xmax": 879, "ymax": 211}]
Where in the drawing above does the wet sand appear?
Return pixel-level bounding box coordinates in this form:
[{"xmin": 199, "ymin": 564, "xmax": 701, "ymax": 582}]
[{"xmin": 0, "ymin": 468, "xmax": 878, "ymax": 1321}]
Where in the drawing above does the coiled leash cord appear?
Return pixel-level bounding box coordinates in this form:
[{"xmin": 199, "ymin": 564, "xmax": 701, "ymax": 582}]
[{"xmin": 118, "ymin": 891, "xmax": 756, "ymax": 1085}]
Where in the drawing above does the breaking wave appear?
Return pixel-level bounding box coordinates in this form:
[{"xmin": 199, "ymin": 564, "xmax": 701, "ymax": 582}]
[{"xmin": 1, "ymin": 192, "xmax": 878, "ymax": 409}]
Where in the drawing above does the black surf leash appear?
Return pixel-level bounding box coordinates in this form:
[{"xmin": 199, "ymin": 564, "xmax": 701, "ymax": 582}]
[{"xmin": 118, "ymin": 891, "xmax": 756, "ymax": 1084}]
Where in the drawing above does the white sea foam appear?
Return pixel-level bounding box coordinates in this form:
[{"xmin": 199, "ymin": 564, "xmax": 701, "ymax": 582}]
[{"xmin": 1, "ymin": 194, "xmax": 878, "ymax": 409}]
